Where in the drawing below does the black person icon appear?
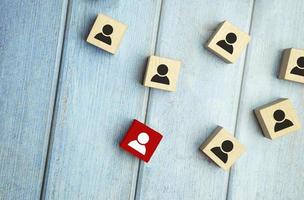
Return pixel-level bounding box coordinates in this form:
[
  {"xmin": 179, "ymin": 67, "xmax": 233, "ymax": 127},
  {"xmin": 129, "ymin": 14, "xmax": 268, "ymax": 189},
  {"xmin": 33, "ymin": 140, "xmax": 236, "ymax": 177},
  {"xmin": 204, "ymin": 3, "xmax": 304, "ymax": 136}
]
[
  {"xmin": 273, "ymin": 109, "xmax": 293, "ymax": 132},
  {"xmin": 290, "ymin": 57, "xmax": 304, "ymax": 76},
  {"xmin": 94, "ymin": 24, "xmax": 113, "ymax": 45},
  {"xmin": 211, "ymin": 140, "xmax": 233, "ymax": 163},
  {"xmin": 151, "ymin": 64, "xmax": 170, "ymax": 85},
  {"xmin": 216, "ymin": 32, "xmax": 237, "ymax": 54}
]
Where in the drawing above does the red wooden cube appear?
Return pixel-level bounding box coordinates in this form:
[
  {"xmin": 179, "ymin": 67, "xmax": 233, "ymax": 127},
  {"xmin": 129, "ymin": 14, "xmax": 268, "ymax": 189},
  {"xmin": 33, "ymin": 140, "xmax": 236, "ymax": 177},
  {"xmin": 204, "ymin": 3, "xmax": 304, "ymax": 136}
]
[{"xmin": 120, "ymin": 120, "xmax": 163, "ymax": 162}]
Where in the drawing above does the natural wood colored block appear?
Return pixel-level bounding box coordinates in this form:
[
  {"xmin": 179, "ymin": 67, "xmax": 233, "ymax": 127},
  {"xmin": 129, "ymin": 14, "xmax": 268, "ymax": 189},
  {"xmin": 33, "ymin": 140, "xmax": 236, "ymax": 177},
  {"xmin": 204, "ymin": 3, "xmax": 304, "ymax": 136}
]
[
  {"xmin": 200, "ymin": 127, "xmax": 245, "ymax": 171},
  {"xmin": 279, "ymin": 48, "xmax": 304, "ymax": 84},
  {"xmin": 206, "ymin": 21, "xmax": 250, "ymax": 63},
  {"xmin": 87, "ymin": 14, "xmax": 127, "ymax": 54},
  {"xmin": 143, "ymin": 56, "xmax": 181, "ymax": 92},
  {"xmin": 254, "ymin": 98, "xmax": 301, "ymax": 139}
]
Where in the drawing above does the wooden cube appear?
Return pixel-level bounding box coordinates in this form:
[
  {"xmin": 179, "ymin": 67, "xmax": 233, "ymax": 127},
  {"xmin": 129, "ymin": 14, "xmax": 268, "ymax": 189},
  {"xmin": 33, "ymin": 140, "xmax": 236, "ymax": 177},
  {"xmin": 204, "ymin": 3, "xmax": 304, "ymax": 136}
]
[
  {"xmin": 279, "ymin": 48, "xmax": 304, "ymax": 84},
  {"xmin": 254, "ymin": 98, "xmax": 301, "ymax": 139},
  {"xmin": 143, "ymin": 56, "xmax": 181, "ymax": 92},
  {"xmin": 200, "ymin": 127, "xmax": 245, "ymax": 171},
  {"xmin": 206, "ymin": 21, "xmax": 250, "ymax": 63},
  {"xmin": 120, "ymin": 120, "xmax": 163, "ymax": 162},
  {"xmin": 87, "ymin": 14, "xmax": 127, "ymax": 54}
]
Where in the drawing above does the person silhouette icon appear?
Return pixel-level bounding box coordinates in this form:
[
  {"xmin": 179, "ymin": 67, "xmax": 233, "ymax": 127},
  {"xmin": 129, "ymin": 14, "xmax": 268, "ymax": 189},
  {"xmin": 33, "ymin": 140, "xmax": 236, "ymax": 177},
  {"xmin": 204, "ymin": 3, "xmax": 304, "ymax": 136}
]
[
  {"xmin": 216, "ymin": 32, "xmax": 237, "ymax": 54},
  {"xmin": 94, "ymin": 24, "xmax": 113, "ymax": 45},
  {"xmin": 211, "ymin": 140, "xmax": 233, "ymax": 163},
  {"xmin": 273, "ymin": 109, "xmax": 293, "ymax": 132},
  {"xmin": 151, "ymin": 64, "xmax": 170, "ymax": 85},
  {"xmin": 128, "ymin": 132, "xmax": 149, "ymax": 155},
  {"xmin": 290, "ymin": 57, "xmax": 304, "ymax": 76}
]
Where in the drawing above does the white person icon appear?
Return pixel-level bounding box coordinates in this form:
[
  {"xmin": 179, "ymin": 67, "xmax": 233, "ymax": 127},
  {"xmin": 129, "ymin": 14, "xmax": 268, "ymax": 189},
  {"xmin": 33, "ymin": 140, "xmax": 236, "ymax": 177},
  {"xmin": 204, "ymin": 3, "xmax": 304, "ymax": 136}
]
[{"xmin": 128, "ymin": 132, "xmax": 150, "ymax": 155}]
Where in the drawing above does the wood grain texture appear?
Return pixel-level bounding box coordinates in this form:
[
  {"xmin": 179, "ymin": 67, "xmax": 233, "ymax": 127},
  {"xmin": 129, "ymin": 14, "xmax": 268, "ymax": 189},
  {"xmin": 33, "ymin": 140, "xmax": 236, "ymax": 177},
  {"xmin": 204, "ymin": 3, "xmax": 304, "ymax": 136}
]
[
  {"xmin": 2, "ymin": 0, "xmax": 304, "ymax": 199},
  {"xmin": 0, "ymin": 0, "xmax": 67, "ymax": 199},
  {"xmin": 228, "ymin": 0, "xmax": 304, "ymax": 199},
  {"xmin": 42, "ymin": 0, "xmax": 162, "ymax": 199},
  {"xmin": 135, "ymin": 0, "xmax": 254, "ymax": 199}
]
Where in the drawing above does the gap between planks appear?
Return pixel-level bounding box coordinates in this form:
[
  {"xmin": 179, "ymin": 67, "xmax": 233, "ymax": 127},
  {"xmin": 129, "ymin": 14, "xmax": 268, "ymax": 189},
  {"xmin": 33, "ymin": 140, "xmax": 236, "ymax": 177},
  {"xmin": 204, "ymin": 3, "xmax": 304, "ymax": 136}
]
[
  {"xmin": 39, "ymin": 0, "xmax": 70, "ymax": 199},
  {"xmin": 225, "ymin": 0, "xmax": 257, "ymax": 200},
  {"xmin": 37, "ymin": 0, "xmax": 256, "ymax": 199},
  {"xmin": 133, "ymin": 0, "xmax": 164, "ymax": 200}
]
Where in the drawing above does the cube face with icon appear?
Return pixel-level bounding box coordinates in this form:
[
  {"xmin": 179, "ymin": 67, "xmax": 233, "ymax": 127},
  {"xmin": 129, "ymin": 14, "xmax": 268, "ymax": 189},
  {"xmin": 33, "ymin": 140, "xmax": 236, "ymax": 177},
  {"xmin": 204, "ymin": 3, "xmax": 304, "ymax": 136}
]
[
  {"xmin": 279, "ymin": 48, "xmax": 304, "ymax": 84},
  {"xmin": 87, "ymin": 14, "xmax": 127, "ymax": 54},
  {"xmin": 200, "ymin": 127, "xmax": 245, "ymax": 171},
  {"xmin": 206, "ymin": 21, "xmax": 250, "ymax": 63},
  {"xmin": 143, "ymin": 56, "xmax": 181, "ymax": 92},
  {"xmin": 120, "ymin": 119, "xmax": 163, "ymax": 162},
  {"xmin": 254, "ymin": 98, "xmax": 301, "ymax": 139}
]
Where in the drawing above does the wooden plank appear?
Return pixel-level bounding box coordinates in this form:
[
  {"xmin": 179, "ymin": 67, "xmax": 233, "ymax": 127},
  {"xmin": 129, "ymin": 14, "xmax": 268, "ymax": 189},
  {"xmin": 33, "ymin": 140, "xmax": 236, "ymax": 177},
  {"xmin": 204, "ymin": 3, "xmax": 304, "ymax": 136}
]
[
  {"xmin": 228, "ymin": 0, "xmax": 304, "ymax": 199},
  {"xmin": 136, "ymin": 0, "xmax": 254, "ymax": 199},
  {"xmin": 0, "ymin": 0, "xmax": 67, "ymax": 199},
  {"xmin": 42, "ymin": 1, "xmax": 162, "ymax": 199}
]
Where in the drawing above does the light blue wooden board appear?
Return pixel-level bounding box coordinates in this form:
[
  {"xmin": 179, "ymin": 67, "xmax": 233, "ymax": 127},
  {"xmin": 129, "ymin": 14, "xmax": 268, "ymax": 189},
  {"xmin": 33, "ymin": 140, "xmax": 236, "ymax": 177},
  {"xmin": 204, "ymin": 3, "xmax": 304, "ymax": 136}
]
[
  {"xmin": 42, "ymin": 1, "xmax": 162, "ymax": 199},
  {"xmin": 136, "ymin": 0, "xmax": 254, "ymax": 199},
  {"xmin": 228, "ymin": 0, "xmax": 304, "ymax": 199},
  {"xmin": 2, "ymin": 0, "xmax": 304, "ymax": 199},
  {"xmin": 0, "ymin": 0, "xmax": 67, "ymax": 199}
]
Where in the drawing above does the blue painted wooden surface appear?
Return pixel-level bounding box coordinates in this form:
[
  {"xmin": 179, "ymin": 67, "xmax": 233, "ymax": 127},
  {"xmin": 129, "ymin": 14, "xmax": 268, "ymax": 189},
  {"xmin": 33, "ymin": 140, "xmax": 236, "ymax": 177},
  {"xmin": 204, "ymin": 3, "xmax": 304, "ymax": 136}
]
[
  {"xmin": 0, "ymin": 0, "xmax": 67, "ymax": 199},
  {"xmin": 1, "ymin": 0, "xmax": 304, "ymax": 199}
]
